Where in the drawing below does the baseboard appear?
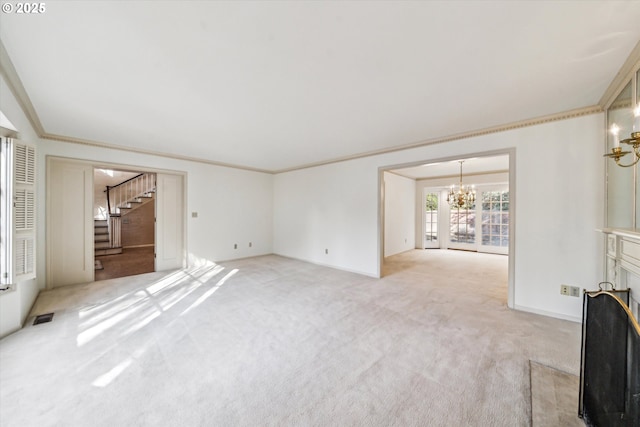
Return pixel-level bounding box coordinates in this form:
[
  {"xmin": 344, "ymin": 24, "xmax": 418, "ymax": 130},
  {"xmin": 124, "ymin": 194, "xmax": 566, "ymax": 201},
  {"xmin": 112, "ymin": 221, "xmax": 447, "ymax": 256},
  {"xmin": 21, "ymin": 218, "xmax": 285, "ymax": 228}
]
[
  {"xmin": 514, "ymin": 304, "xmax": 582, "ymax": 323},
  {"xmin": 122, "ymin": 244, "xmax": 155, "ymax": 249},
  {"xmin": 275, "ymin": 253, "xmax": 380, "ymax": 278}
]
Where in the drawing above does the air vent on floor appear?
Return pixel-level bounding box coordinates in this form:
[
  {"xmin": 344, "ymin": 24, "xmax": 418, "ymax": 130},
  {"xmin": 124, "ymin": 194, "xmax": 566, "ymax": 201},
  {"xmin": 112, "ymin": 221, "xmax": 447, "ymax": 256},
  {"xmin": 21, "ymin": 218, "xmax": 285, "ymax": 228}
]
[{"xmin": 33, "ymin": 313, "xmax": 54, "ymax": 325}]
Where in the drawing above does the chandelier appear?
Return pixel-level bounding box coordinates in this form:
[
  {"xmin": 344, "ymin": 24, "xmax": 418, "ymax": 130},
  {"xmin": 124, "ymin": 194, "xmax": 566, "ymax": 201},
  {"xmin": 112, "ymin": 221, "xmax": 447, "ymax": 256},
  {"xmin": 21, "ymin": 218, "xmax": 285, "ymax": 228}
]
[
  {"xmin": 605, "ymin": 104, "xmax": 640, "ymax": 167},
  {"xmin": 447, "ymin": 160, "xmax": 476, "ymax": 209}
]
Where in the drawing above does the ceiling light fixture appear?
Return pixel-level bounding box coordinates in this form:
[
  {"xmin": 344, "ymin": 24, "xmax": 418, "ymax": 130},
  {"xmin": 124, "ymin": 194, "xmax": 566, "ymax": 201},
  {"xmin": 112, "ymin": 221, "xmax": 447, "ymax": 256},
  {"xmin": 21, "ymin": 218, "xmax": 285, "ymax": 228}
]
[
  {"xmin": 605, "ymin": 104, "xmax": 640, "ymax": 167},
  {"xmin": 447, "ymin": 160, "xmax": 476, "ymax": 209}
]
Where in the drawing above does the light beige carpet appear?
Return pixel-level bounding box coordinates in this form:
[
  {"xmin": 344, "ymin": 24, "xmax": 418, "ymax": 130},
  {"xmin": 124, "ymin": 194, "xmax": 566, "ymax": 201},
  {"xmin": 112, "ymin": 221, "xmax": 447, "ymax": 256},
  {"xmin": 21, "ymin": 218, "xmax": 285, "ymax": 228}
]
[{"xmin": 0, "ymin": 250, "xmax": 582, "ymax": 426}]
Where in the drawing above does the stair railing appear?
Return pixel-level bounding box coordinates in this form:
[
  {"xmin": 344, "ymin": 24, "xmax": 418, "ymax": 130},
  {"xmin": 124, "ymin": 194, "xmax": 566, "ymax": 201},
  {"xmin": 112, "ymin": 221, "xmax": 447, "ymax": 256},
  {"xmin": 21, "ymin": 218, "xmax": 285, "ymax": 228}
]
[{"xmin": 105, "ymin": 173, "xmax": 156, "ymax": 216}]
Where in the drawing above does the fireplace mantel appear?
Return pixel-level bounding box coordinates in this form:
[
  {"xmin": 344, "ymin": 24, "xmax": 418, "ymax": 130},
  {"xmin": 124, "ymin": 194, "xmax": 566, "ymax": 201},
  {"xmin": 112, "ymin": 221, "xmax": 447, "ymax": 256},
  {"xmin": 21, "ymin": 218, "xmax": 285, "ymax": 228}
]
[{"xmin": 600, "ymin": 228, "xmax": 640, "ymax": 319}]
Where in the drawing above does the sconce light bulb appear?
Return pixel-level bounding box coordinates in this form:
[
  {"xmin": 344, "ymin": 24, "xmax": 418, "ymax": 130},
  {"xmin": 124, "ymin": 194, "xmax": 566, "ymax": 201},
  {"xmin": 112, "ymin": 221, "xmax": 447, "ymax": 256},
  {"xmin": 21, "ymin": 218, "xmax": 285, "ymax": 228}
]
[
  {"xmin": 635, "ymin": 104, "xmax": 640, "ymax": 118},
  {"xmin": 611, "ymin": 123, "xmax": 620, "ymax": 135},
  {"xmin": 611, "ymin": 123, "xmax": 621, "ymax": 149}
]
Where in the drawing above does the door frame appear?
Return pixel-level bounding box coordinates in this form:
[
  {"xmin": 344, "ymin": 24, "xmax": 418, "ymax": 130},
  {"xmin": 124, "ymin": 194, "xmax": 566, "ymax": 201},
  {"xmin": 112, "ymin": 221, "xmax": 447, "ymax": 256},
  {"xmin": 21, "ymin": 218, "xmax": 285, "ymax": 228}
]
[
  {"xmin": 46, "ymin": 155, "xmax": 187, "ymax": 289},
  {"xmin": 378, "ymin": 148, "xmax": 516, "ymax": 309}
]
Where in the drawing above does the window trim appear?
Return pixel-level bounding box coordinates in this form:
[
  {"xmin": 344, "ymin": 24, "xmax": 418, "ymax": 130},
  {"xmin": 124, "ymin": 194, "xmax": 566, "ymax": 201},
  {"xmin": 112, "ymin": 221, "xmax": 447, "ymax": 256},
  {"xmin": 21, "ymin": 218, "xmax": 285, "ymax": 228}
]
[{"xmin": 1, "ymin": 137, "xmax": 14, "ymax": 288}]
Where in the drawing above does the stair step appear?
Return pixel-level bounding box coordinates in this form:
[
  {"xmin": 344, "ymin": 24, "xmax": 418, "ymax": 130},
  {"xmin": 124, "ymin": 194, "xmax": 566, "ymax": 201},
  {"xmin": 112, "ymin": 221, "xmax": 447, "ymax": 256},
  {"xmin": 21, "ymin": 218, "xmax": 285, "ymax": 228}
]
[
  {"xmin": 95, "ymin": 247, "xmax": 123, "ymax": 256},
  {"xmin": 94, "ymin": 235, "xmax": 109, "ymax": 242},
  {"xmin": 94, "ymin": 241, "xmax": 113, "ymax": 249},
  {"xmin": 94, "ymin": 220, "xmax": 108, "ymax": 227}
]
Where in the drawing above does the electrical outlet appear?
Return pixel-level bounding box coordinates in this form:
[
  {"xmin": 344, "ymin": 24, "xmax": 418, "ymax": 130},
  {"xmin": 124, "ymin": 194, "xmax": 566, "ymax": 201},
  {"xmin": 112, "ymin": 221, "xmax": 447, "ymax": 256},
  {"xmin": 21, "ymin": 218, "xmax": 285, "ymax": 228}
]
[
  {"xmin": 561, "ymin": 284, "xmax": 581, "ymax": 297},
  {"xmin": 192, "ymin": 212, "xmax": 198, "ymax": 218}
]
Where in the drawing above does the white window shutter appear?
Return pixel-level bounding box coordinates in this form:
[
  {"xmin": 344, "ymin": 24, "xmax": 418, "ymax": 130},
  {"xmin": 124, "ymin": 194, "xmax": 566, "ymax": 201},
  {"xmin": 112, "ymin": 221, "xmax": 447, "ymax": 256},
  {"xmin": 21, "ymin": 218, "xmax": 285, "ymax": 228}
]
[
  {"xmin": 14, "ymin": 189, "xmax": 35, "ymax": 230},
  {"xmin": 13, "ymin": 141, "xmax": 36, "ymax": 281},
  {"xmin": 15, "ymin": 237, "xmax": 34, "ymax": 276},
  {"xmin": 14, "ymin": 143, "xmax": 35, "ymax": 185}
]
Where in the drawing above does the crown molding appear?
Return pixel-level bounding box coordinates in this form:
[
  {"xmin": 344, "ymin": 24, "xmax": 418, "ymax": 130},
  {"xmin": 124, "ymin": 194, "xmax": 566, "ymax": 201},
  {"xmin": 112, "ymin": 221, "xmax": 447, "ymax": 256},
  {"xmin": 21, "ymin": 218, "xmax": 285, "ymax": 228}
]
[
  {"xmin": 0, "ymin": 36, "xmax": 603, "ymax": 176},
  {"xmin": 40, "ymin": 132, "xmax": 272, "ymax": 174},
  {"xmin": 599, "ymin": 39, "xmax": 640, "ymax": 110},
  {"xmin": 273, "ymin": 105, "xmax": 602, "ymax": 174}
]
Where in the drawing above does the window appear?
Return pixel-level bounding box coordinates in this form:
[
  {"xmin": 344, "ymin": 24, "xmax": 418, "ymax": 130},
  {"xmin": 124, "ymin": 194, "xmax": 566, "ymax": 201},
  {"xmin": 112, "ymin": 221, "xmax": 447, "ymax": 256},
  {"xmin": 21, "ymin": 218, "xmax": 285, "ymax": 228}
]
[
  {"xmin": 481, "ymin": 191, "xmax": 509, "ymax": 248},
  {"xmin": 0, "ymin": 138, "xmax": 36, "ymax": 288},
  {"xmin": 425, "ymin": 192, "xmax": 438, "ymax": 242},
  {"xmin": 450, "ymin": 203, "xmax": 475, "ymax": 244}
]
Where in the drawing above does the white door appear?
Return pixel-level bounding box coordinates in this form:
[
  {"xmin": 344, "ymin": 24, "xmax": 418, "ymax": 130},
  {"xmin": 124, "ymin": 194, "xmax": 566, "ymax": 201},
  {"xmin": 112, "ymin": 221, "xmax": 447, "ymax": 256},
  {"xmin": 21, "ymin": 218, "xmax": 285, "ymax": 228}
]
[
  {"xmin": 47, "ymin": 159, "xmax": 94, "ymax": 287},
  {"xmin": 423, "ymin": 190, "xmax": 440, "ymax": 249},
  {"xmin": 155, "ymin": 173, "xmax": 185, "ymax": 271}
]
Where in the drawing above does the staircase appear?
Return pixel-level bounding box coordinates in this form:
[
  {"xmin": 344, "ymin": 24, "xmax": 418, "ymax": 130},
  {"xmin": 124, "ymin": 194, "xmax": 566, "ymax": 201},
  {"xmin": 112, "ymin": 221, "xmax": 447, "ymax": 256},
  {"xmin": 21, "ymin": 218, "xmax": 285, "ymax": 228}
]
[
  {"xmin": 94, "ymin": 219, "xmax": 122, "ymax": 256},
  {"xmin": 95, "ymin": 173, "xmax": 156, "ymax": 257}
]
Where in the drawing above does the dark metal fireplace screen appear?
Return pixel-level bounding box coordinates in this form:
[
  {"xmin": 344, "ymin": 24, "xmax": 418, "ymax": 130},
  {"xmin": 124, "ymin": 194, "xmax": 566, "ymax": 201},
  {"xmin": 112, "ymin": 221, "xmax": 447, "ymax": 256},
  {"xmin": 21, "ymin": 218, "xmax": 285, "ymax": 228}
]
[{"xmin": 579, "ymin": 286, "xmax": 640, "ymax": 426}]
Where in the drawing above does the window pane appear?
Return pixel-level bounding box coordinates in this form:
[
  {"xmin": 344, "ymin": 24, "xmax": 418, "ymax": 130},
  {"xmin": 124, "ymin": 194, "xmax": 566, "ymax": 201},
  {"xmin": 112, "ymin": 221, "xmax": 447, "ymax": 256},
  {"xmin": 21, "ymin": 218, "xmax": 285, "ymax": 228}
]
[{"xmin": 480, "ymin": 190, "xmax": 509, "ymax": 247}]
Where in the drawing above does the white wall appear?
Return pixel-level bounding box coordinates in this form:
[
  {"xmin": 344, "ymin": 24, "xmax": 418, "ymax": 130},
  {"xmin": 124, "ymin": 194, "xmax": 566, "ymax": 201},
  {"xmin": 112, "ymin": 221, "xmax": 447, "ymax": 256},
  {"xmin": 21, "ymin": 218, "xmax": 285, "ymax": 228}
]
[
  {"xmin": 0, "ymin": 75, "xmax": 274, "ymax": 338},
  {"xmin": 273, "ymin": 160, "xmax": 378, "ymax": 276},
  {"xmin": 274, "ymin": 114, "xmax": 604, "ymax": 321},
  {"xmin": 383, "ymin": 172, "xmax": 415, "ymax": 257}
]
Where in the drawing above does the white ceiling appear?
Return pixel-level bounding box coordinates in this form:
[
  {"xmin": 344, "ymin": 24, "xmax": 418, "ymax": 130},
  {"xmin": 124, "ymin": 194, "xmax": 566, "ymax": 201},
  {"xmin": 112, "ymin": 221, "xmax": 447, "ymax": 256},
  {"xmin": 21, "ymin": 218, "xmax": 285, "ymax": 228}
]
[{"xmin": 1, "ymin": 1, "xmax": 639, "ymax": 172}]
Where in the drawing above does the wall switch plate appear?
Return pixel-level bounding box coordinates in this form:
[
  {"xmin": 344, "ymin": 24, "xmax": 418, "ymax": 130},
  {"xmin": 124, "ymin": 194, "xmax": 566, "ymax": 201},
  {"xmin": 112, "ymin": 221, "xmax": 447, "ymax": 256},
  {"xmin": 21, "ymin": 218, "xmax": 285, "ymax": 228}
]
[
  {"xmin": 234, "ymin": 243, "xmax": 237, "ymax": 249},
  {"xmin": 325, "ymin": 249, "xmax": 328, "ymax": 254},
  {"xmin": 192, "ymin": 212, "xmax": 198, "ymax": 218},
  {"xmin": 249, "ymin": 242, "xmax": 252, "ymax": 247}
]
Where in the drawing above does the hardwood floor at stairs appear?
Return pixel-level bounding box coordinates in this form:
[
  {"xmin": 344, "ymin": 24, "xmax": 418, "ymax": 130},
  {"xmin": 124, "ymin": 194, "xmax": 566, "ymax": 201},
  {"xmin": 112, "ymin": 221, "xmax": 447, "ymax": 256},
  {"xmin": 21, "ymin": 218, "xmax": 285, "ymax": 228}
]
[{"xmin": 94, "ymin": 246, "xmax": 155, "ymax": 281}]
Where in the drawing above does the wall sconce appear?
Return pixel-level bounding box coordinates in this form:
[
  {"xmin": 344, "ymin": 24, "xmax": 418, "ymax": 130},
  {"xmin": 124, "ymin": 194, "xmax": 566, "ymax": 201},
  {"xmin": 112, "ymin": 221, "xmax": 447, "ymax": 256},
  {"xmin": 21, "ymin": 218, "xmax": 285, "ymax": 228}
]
[{"xmin": 605, "ymin": 104, "xmax": 640, "ymax": 167}]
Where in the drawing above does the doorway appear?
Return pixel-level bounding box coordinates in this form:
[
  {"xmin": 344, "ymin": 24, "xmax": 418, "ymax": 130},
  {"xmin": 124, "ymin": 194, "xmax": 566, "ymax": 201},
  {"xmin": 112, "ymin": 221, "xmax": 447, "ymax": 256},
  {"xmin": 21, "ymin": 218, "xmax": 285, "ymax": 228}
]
[
  {"xmin": 423, "ymin": 190, "xmax": 440, "ymax": 249},
  {"xmin": 93, "ymin": 168, "xmax": 156, "ymax": 281},
  {"xmin": 46, "ymin": 157, "xmax": 186, "ymax": 289},
  {"xmin": 379, "ymin": 150, "xmax": 515, "ymax": 308}
]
